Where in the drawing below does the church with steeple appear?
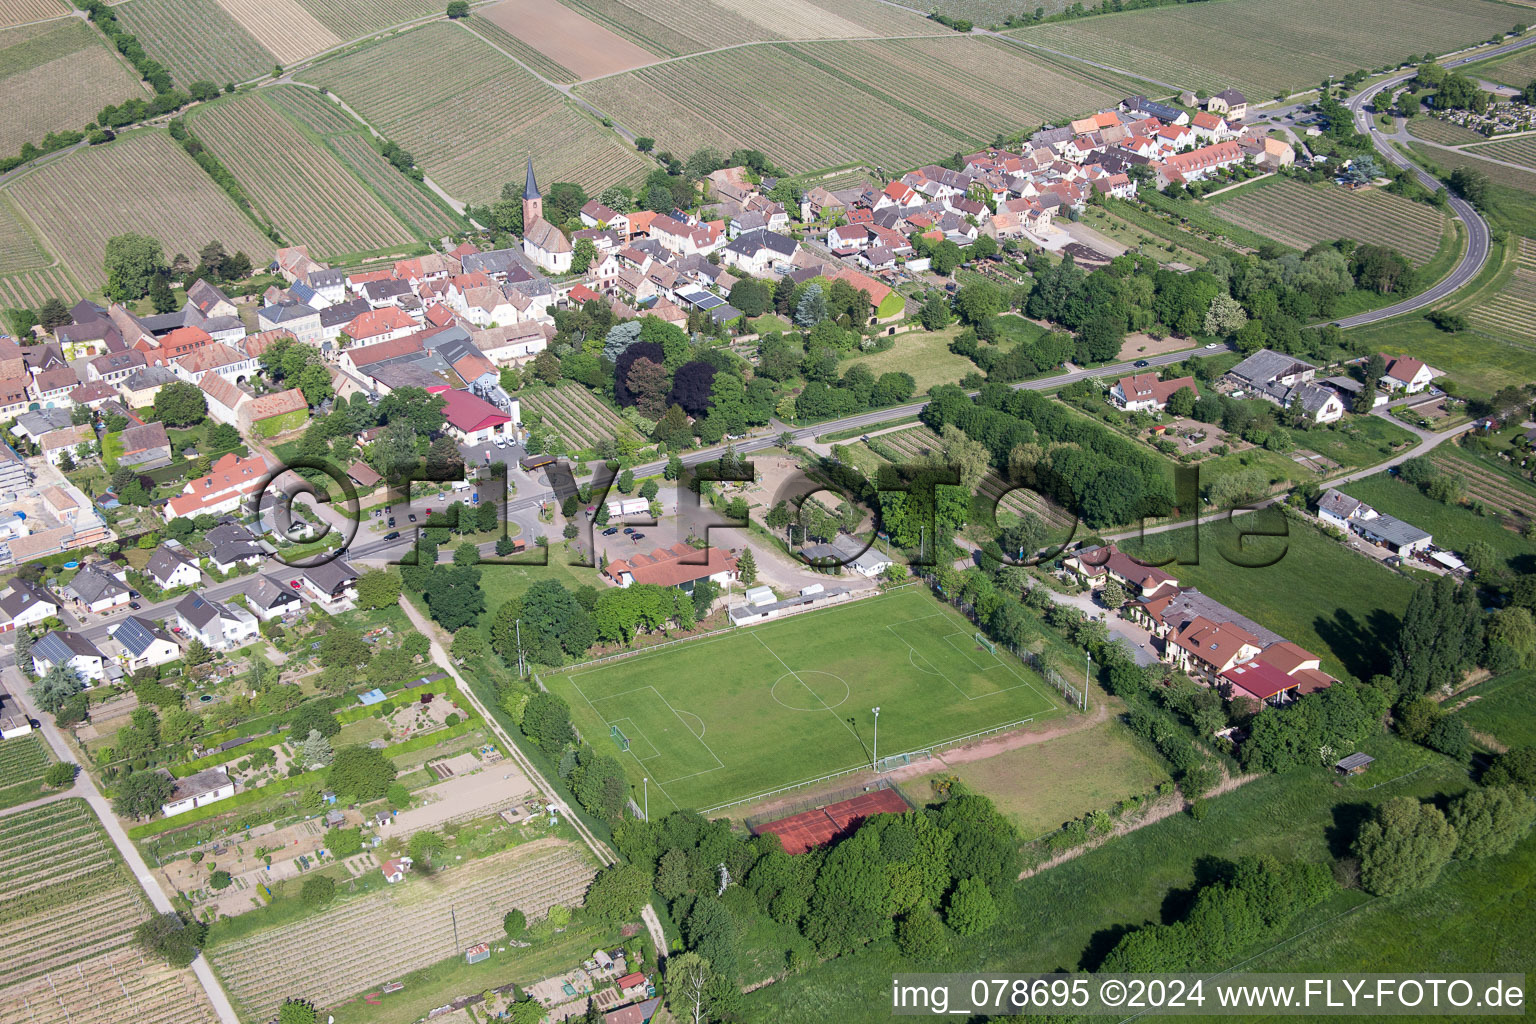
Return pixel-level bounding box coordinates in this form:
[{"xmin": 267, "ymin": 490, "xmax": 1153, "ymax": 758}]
[{"xmin": 519, "ymin": 158, "xmax": 573, "ymax": 274}]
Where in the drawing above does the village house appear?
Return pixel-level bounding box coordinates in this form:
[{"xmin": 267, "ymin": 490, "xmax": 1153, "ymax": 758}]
[
  {"xmin": 144, "ymin": 543, "xmax": 203, "ymax": 590},
  {"xmin": 114, "ymin": 421, "xmax": 172, "ymax": 469},
  {"xmin": 246, "ymin": 573, "xmax": 306, "ymax": 621},
  {"xmin": 1379, "ymin": 354, "xmax": 1435, "ymax": 394},
  {"xmin": 118, "ymin": 366, "xmax": 178, "ymax": 409},
  {"xmin": 1064, "ymin": 544, "xmax": 1180, "ymax": 599},
  {"xmin": 297, "ymin": 559, "xmax": 361, "ymax": 611},
  {"xmin": 110, "ymin": 615, "xmax": 181, "ymax": 670},
  {"xmin": 0, "ymin": 579, "xmax": 59, "ymax": 633},
  {"xmin": 63, "ymin": 566, "xmax": 131, "ymax": 615},
  {"xmin": 30, "ymin": 365, "xmax": 80, "ymax": 409},
  {"xmin": 166, "ymin": 452, "xmax": 271, "ymax": 519},
  {"xmin": 31, "ymin": 630, "xmax": 107, "ymax": 682},
  {"xmin": 719, "ymin": 229, "xmax": 797, "ymax": 276},
  {"xmin": 1315, "ymin": 488, "xmax": 1432, "ymax": 554},
  {"xmin": 258, "ymin": 300, "xmax": 323, "ymax": 345},
  {"xmin": 175, "ymin": 592, "xmax": 259, "ymax": 650},
  {"xmin": 1110, "ymin": 373, "xmax": 1197, "ymax": 412},
  {"xmin": 86, "ymin": 349, "xmax": 146, "ymax": 386},
  {"xmin": 1207, "ymin": 88, "xmax": 1248, "ymax": 120},
  {"xmin": 344, "ymin": 307, "xmax": 418, "ymax": 347},
  {"xmin": 440, "ymin": 387, "xmax": 512, "ymax": 445},
  {"xmin": 38, "ymin": 424, "xmax": 94, "ymax": 466}
]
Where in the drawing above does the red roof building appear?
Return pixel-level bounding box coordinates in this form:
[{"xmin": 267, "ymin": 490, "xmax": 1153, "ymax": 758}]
[
  {"xmin": 1111, "ymin": 372, "xmax": 1198, "ymax": 411},
  {"xmin": 603, "ymin": 542, "xmax": 737, "ymax": 592},
  {"xmin": 439, "ymin": 388, "xmax": 510, "ymax": 443},
  {"xmin": 166, "ymin": 452, "xmax": 270, "ymax": 518}
]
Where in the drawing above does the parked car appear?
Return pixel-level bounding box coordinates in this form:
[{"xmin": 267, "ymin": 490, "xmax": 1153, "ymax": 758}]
[
  {"xmin": 1205, "ymin": 342, "xmax": 1219, "ymax": 349},
  {"xmin": 494, "ymin": 436, "xmax": 507, "ymax": 448},
  {"xmin": 387, "ymin": 518, "xmax": 395, "ymax": 527},
  {"xmin": 630, "ymin": 532, "xmax": 646, "ymax": 541},
  {"xmin": 602, "ymin": 527, "xmax": 619, "ymax": 536},
  {"xmin": 128, "ymin": 601, "xmax": 140, "ymax": 610},
  {"xmin": 408, "ymin": 513, "xmax": 417, "ymax": 523},
  {"xmin": 622, "ymin": 527, "xmax": 635, "ymax": 535},
  {"xmin": 383, "ymin": 531, "xmax": 400, "ymax": 540}
]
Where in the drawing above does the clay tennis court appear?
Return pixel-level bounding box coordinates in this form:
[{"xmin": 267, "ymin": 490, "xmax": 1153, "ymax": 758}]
[
  {"xmin": 478, "ymin": 0, "xmax": 655, "ymax": 79},
  {"xmin": 754, "ymin": 788, "xmax": 911, "ymax": 854}
]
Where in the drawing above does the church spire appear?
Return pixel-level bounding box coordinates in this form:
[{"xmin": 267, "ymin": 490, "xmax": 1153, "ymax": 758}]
[{"xmin": 522, "ymin": 157, "xmax": 540, "ymax": 201}]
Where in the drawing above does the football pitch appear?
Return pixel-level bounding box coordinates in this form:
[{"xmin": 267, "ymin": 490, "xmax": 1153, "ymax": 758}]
[{"xmin": 541, "ymin": 587, "xmax": 1062, "ymax": 813}]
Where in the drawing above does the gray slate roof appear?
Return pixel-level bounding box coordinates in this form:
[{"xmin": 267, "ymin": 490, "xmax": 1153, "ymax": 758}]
[
  {"xmin": 66, "ymin": 567, "xmax": 128, "ymax": 605},
  {"xmin": 33, "ymin": 630, "xmax": 103, "ymax": 665}
]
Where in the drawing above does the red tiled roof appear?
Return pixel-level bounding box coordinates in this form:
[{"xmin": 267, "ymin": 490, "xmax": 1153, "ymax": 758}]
[
  {"xmin": 167, "ymin": 453, "xmax": 270, "ymax": 517},
  {"xmin": 604, "ymin": 542, "xmax": 736, "ymax": 589},
  {"xmin": 439, "ymin": 388, "xmax": 510, "ymax": 433},
  {"xmin": 247, "ymin": 387, "xmax": 307, "ymax": 421},
  {"xmin": 1171, "ymin": 615, "xmax": 1262, "ymax": 666},
  {"xmin": 346, "ymin": 306, "xmax": 416, "ymax": 341},
  {"xmin": 1117, "ymin": 373, "xmax": 1197, "ymax": 406},
  {"xmin": 347, "ymin": 332, "xmax": 426, "ymax": 367}
]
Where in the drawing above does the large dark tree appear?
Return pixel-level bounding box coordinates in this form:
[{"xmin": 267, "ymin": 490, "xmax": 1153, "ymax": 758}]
[
  {"xmin": 614, "ymin": 341, "xmax": 665, "ymax": 408},
  {"xmin": 669, "ymin": 360, "xmax": 718, "ymax": 417}
]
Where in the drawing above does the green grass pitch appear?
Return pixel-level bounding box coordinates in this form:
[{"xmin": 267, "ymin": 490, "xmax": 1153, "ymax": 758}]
[{"xmin": 542, "ymin": 587, "xmax": 1062, "ymax": 813}]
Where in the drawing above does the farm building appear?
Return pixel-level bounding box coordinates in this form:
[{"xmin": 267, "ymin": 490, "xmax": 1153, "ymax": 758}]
[
  {"xmin": 1335, "ymin": 753, "xmax": 1374, "ymax": 775},
  {"xmin": 161, "ymin": 768, "xmax": 235, "ymax": 817},
  {"xmin": 0, "ymin": 691, "xmax": 33, "ymax": 738}
]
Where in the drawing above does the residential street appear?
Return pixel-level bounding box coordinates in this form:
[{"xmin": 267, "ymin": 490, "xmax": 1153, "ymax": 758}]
[{"xmin": 2, "ymin": 668, "xmax": 242, "ymax": 1024}]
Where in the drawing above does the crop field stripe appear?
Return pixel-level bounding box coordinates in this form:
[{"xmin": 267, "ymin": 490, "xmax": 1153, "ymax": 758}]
[
  {"xmin": 1009, "ymin": 0, "xmax": 1520, "ymax": 99},
  {"xmin": 1205, "ymin": 179, "xmax": 1446, "ymax": 263},
  {"xmin": 188, "ymin": 93, "xmax": 415, "ymax": 257},
  {"xmin": 4, "ymin": 130, "xmax": 271, "ymax": 290},
  {"xmin": 466, "ymin": 13, "xmax": 578, "ymax": 82},
  {"xmin": 1467, "ymin": 134, "xmax": 1536, "ymax": 171},
  {"xmin": 0, "ymin": 19, "xmax": 144, "ymax": 159},
  {"xmin": 262, "ymin": 84, "xmax": 358, "ymax": 135},
  {"xmin": 114, "ymin": 0, "xmax": 275, "ymax": 85},
  {"xmin": 0, "ymin": 0, "xmax": 69, "ymax": 27},
  {"xmin": 293, "ymin": 0, "xmax": 440, "ymax": 38}
]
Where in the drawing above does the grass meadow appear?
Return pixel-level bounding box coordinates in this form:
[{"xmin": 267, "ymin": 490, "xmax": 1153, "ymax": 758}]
[
  {"xmin": 1121, "ymin": 517, "xmax": 1417, "ymax": 681},
  {"xmin": 1453, "ymin": 669, "xmax": 1536, "ymax": 752},
  {"xmin": 917, "ymin": 717, "xmax": 1170, "ymax": 839},
  {"xmin": 744, "ymin": 732, "xmax": 1495, "ymax": 1023},
  {"xmin": 542, "ymin": 587, "xmax": 1064, "ymax": 813}
]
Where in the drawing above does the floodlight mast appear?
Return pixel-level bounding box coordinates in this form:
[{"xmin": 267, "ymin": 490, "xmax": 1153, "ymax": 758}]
[{"xmin": 871, "ymin": 706, "xmax": 880, "ymax": 771}]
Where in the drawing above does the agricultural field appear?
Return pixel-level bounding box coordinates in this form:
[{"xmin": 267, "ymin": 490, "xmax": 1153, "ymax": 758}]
[
  {"xmin": 188, "ymin": 93, "xmax": 416, "ymax": 258},
  {"xmin": 556, "ymin": 0, "xmax": 935, "ymax": 59},
  {"xmin": 1405, "ymin": 115, "xmax": 1488, "ymax": 146},
  {"xmin": 519, "ymin": 383, "xmax": 642, "ymax": 452},
  {"xmin": 1121, "ymin": 517, "xmax": 1418, "ymax": 681},
  {"xmin": 213, "ymin": 0, "xmax": 338, "ymax": 65},
  {"xmin": 1459, "ymin": 236, "xmax": 1536, "ymax": 349},
  {"xmin": 472, "ymin": 0, "xmax": 654, "ymax": 81},
  {"xmin": 1408, "ymin": 142, "xmax": 1536, "ymax": 201},
  {"xmin": 1427, "ymin": 445, "xmax": 1536, "ymax": 524},
  {"xmin": 4, "ymin": 129, "xmax": 271, "ymax": 291},
  {"xmin": 0, "ymin": 0, "xmax": 66, "ymax": 27},
  {"xmin": 1010, "ymin": 0, "xmax": 1519, "ymax": 98},
  {"xmin": 113, "ymin": 0, "xmax": 276, "ymax": 86},
  {"xmin": 298, "ymin": 23, "xmax": 650, "ymax": 202},
  {"xmin": 1469, "ymin": 39, "xmax": 1536, "ymax": 88},
  {"xmin": 544, "ymin": 587, "xmax": 1064, "ymax": 814},
  {"xmin": 259, "ymin": 86, "xmax": 463, "ymax": 240},
  {"xmin": 209, "ymin": 838, "xmax": 595, "ymax": 1020},
  {"xmin": 918, "ymin": 718, "xmax": 1169, "ymax": 838},
  {"xmin": 1467, "ymin": 133, "xmax": 1536, "ymax": 171},
  {"xmin": 577, "ymin": 35, "xmax": 1130, "ymax": 174},
  {"xmin": 0, "ymin": 733, "xmax": 51, "ymax": 808},
  {"xmin": 927, "ymin": 0, "xmax": 1076, "ymax": 27},
  {"xmin": 0, "ymin": 799, "xmax": 217, "ymax": 1024},
  {"xmin": 875, "ymin": 424, "xmax": 1079, "ymax": 537},
  {"xmin": 1342, "ymin": 471, "xmax": 1536, "ymax": 572},
  {"xmin": 292, "ymin": 0, "xmax": 441, "ymax": 38},
  {"xmin": 467, "ymin": 12, "xmax": 578, "ymax": 83},
  {"xmin": 1206, "ymin": 178, "xmax": 1449, "ymax": 263},
  {"xmin": 0, "ymin": 18, "xmax": 144, "ymax": 159}
]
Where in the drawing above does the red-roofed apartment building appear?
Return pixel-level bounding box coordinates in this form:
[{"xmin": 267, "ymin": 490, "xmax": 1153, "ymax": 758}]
[
  {"xmin": 439, "ymin": 388, "xmax": 511, "ymax": 445},
  {"xmin": 1155, "ymin": 141, "xmax": 1246, "ymax": 185},
  {"xmin": 166, "ymin": 452, "xmax": 270, "ymax": 518},
  {"xmin": 1167, "ymin": 615, "xmax": 1264, "ymax": 682},
  {"xmin": 603, "ymin": 542, "xmax": 737, "ymax": 594},
  {"xmin": 1110, "ymin": 373, "xmax": 1198, "ymax": 412},
  {"xmin": 345, "ymin": 307, "xmax": 417, "ymax": 346}
]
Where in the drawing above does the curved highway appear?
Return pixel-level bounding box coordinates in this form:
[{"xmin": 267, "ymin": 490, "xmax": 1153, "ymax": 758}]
[{"xmin": 1334, "ymin": 34, "xmax": 1536, "ymax": 327}]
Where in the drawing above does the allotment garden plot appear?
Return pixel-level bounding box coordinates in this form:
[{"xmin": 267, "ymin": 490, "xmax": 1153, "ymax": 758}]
[
  {"xmin": 545, "ymin": 587, "xmax": 1061, "ymax": 814},
  {"xmin": 0, "ymin": 799, "xmax": 217, "ymax": 1024},
  {"xmin": 1207, "ymin": 179, "xmax": 1449, "ymax": 264},
  {"xmin": 210, "ymin": 838, "xmax": 594, "ymax": 1020}
]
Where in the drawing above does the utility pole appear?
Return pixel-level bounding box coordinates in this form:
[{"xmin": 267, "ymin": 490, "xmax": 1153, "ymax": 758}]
[
  {"xmin": 643, "ymin": 778, "xmax": 648, "ymax": 822},
  {"xmin": 1084, "ymin": 651, "xmax": 1091, "ymax": 712},
  {"xmin": 451, "ymin": 907, "xmax": 459, "ymax": 956},
  {"xmin": 515, "ymin": 618, "xmax": 524, "ymax": 678},
  {"xmin": 871, "ymin": 706, "xmax": 880, "ymax": 771}
]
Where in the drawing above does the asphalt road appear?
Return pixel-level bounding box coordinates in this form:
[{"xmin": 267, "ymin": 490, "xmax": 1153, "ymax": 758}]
[{"xmin": 1330, "ymin": 35, "xmax": 1536, "ymax": 328}]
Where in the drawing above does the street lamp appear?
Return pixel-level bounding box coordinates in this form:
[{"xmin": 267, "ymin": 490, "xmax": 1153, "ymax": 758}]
[
  {"xmin": 871, "ymin": 706, "xmax": 880, "ymax": 771},
  {"xmin": 642, "ymin": 778, "xmax": 648, "ymax": 822},
  {"xmin": 1084, "ymin": 651, "xmax": 1092, "ymax": 712}
]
